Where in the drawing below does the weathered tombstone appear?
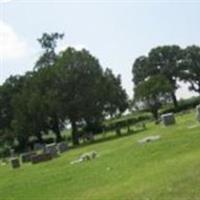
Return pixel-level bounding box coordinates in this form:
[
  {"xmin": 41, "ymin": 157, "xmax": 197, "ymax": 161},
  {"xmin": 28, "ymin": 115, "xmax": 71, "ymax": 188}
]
[
  {"xmin": 31, "ymin": 153, "xmax": 52, "ymax": 164},
  {"xmin": 161, "ymin": 113, "xmax": 176, "ymax": 126},
  {"xmin": 70, "ymin": 151, "xmax": 98, "ymax": 165},
  {"xmin": 34, "ymin": 143, "xmax": 45, "ymax": 152},
  {"xmin": 196, "ymin": 105, "xmax": 200, "ymax": 122},
  {"xmin": 21, "ymin": 152, "xmax": 36, "ymax": 163},
  {"xmin": 10, "ymin": 157, "xmax": 20, "ymax": 169},
  {"xmin": 10, "ymin": 148, "xmax": 16, "ymax": 157},
  {"xmin": 138, "ymin": 135, "xmax": 160, "ymax": 144},
  {"xmin": 45, "ymin": 143, "xmax": 58, "ymax": 158},
  {"xmin": 57, "ymin": 142, "xmax": 68, "ymax": 153}
]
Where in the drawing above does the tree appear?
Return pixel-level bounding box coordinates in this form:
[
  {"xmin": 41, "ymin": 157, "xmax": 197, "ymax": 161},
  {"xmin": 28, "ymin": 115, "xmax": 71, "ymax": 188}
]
[
  {"xmin": 10, "ymin": 71, "xmax": 52, "ymax": 150},
  {"xmin": 132, "ymin": 56, "xmax": 150, "ymax": 85},
  {"xmin": 180, "ymin": 45, "xmax": 200, "ymax": 94},
  {"xmin": 0, "ymin": 75, "xmax": 27, "ymax": 148},
  {"xmin": 148, "ymin": 45, "xmax": 182, "ymax": 108},
  {"xmin": 35, "ymin": 32, "xmax": 64, "ymax": 69},
  {"xmin": 103, "ymin": 68, "xmax": 128, "ymax": 117},
  {"xmin": 33, "ymin": 33, "xmax": 66, "ymax": 142},
  {"xmin": 134, "ymin": 75, "xmax": 172, "ymax": 120},
  {"xmin": 55, "ymin": 47, "xmax": 106, "ymax": 145}
]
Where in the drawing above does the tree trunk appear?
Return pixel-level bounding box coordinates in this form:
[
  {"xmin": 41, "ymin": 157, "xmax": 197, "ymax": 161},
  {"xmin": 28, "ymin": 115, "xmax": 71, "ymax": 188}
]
[
  {"xmin": 152, "ymin": 108, "xmax": 159, "ymax": 121},
  {"xmin": 55, "ymin": 125, "xmax": 62, "ymax": 143},
  {"xmin": 71, "ymin": 120, "xmax": 79, "ymax": 146},
  {"xmin": 37, "ymin": 133, "xmax": 43, "ymax": 143},
  {"xmin": 17, "ymin": 137, "xmax": 28, "ymax": 152},
  {"xmin": 53, "ymin": 116, "xmax": 62, "ymax": 143},
  {"xmin": 171, "ymin": 91, "xmax": 178, "ymax": 108},
  {"xmin": 127, "ymin": 121, "xmax": 130, "ymax": 134}
]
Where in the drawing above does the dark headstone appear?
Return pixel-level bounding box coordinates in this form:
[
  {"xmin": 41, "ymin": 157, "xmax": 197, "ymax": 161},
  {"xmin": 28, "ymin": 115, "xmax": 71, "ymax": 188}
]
[
  {"xmin": 45, "ymin": 143, "xmax": 58, "ymax": 158},
  {"xmin": 57, "ymin": 142, "xmax": 68, "ymax": 153},
  {"xmin": 10, "ymin": 158, "xmax": 20, "ymax": 169},
  {"xmin": 31, "ymin": 153, "xmax": 52, "ymax": 164},
  {"xmin": 161, "ymin": 113, "xmax": 176, "ymax": 126},
  {"xmin": 21, "ymin": 152, "xmax": 36, "ymax": 163}
]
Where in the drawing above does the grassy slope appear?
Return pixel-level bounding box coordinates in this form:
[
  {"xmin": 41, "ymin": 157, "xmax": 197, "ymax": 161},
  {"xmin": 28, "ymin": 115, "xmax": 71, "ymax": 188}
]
[{"xmin": 0, "ymin": 112, "xmax": 200, "ymax": 200}]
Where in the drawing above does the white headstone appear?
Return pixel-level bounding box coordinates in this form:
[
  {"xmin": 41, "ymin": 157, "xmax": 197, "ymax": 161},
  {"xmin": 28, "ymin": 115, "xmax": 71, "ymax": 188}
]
[{"xmin": 138, "ymin": 135, "xmax": 160, "ymax": 144}]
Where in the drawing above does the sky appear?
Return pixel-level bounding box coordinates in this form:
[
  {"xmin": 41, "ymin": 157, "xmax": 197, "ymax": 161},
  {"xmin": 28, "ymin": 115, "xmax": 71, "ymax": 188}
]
[{"xmin": 0, "ymin": 0, "xmax": 200, "ymax": 99}]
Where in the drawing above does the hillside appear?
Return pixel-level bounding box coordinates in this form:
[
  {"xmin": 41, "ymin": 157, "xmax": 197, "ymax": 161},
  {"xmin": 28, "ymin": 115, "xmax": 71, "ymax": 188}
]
[{"xmin": 0, "ymin": 111, "xmax": 200, "ymax": 200}]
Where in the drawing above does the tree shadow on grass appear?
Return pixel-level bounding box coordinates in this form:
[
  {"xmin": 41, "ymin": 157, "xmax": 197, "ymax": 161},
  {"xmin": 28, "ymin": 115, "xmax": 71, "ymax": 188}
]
[{"xmin": 70, "ymin": 128, "xmax": 147, "ymax": 150}]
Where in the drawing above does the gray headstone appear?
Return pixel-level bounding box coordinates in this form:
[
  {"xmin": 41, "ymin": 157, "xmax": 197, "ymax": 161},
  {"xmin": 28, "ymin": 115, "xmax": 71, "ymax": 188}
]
[
  {"xmin": 10, "ymin": 149, "xmax": 15, "ymax": 157},
  {"xmin": 34, "ymin": 143, "xmax": 45, "ymax": 152},
  {"xmin": 10, "ymin": 158, "xmax": 20, "ymax": 169},
  {"xmin": 57, "ymin": 142, "xmax": 68, "ymax": 153},
  {"xmin": 161, "ymin": 113, "xmax": 176, "ymax": 126},
  {"xmin": 196, "ymin": 105, "xmax": 200, "ymax": 122},
  {"xmin": 45, "ymin": 143, "xmax": 58, "ymax": 158},
  {"xmin": 21, "ymin": 152, "xmax": 36, "ymax": 163}
]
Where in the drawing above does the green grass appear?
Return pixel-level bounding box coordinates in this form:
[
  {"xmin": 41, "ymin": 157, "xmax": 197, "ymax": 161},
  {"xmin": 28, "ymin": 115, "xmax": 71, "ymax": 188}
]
[{"xmin": 0, "ymin": 112, "xmax": 200, "ymax": 200}]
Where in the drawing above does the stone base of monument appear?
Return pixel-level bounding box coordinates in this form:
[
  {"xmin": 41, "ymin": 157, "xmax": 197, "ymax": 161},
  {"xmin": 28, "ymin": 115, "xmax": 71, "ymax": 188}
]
[
  {"xmin": 10, "ymin": 158, "xmax": 20, "ymax": 169},
  {"xmin": 57, "ymin": 142, "xmax": 68, "ymax": 153},
  {"xmin": 21, "ymin": 152, "xmax": 36, "ymax": 163},
  {"xmin": 45, "ymin": 143, "xmax": 58, "ymax": 158},
  {"xmin": 31, "ymin": 153, "xmax": 52, "ymax": 164},
  {"xmin": 161, "ymin": 113, "xmax": 176, "ymax": 126},
  {"xmin": 196, "ymin": 105, "xmax": 200, "ymax": 122}
]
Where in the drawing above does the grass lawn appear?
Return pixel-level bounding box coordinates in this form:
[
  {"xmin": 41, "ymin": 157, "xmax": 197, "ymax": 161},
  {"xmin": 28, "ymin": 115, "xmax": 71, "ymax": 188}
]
[{"xmin": 0, "ymin": 111, "xmax": 200, "ymax": 200}]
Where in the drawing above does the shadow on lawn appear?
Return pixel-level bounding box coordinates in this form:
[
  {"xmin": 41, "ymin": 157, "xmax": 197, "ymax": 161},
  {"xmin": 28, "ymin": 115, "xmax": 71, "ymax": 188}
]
[{"xmin": 71, "ymin": 127, "xmax": 147, "ymax": 150}]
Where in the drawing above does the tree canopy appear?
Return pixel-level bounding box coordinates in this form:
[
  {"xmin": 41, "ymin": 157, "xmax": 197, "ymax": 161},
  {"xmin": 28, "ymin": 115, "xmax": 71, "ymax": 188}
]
[{"xmin": 0, "ymin": 33, "xmax": 128, "ymax": 150}]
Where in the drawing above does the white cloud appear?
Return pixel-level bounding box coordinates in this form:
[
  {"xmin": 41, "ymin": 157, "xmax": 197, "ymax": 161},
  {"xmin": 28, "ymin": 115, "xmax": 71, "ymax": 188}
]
[
  {"xmin": 0, "ymin": 0, "xmax": 13, "ymax": 3},
  {"xmin": 0, "ymin": 20, "xmax": 28, "ymax": 60}
]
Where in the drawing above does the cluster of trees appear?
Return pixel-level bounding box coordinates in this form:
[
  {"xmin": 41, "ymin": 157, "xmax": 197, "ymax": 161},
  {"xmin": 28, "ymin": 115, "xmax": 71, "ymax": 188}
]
[
  {"xmin": 132, "ymin": 45, "xmax": 200, "ymax": 120},
  {"xmin": 1, "ymin": 37, "xmax": 200, "ymax": 153},
  {"xmin": 0, "ymin": 33, "xmax": 128, "ymax": 151}
]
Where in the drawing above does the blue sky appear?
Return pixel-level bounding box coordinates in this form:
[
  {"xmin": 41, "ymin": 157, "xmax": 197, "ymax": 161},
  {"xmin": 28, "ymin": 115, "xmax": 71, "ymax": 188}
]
[{"xmin": 0, "ymin": 0, "xmax": 200, "ymax": 98}]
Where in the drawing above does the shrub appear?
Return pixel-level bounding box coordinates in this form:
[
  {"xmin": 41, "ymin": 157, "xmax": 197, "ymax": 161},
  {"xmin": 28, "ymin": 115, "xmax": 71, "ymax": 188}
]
[{"xmin": 161, "ymin": 96, "xmax": 200, "ymax": 114}]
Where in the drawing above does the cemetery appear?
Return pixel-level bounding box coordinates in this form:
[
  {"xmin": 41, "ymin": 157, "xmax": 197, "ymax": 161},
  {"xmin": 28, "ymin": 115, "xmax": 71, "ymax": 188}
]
[
  {"xmin": 7, "ymin": 141, "xmax": 69, "ymax": 168},
  {"xmin": 1, "ymin": 2, "xmax": 200, "ymax": 199},
  {"xmin": 1, "ymin": 110, "xmax": 200, "ymax": 200}
]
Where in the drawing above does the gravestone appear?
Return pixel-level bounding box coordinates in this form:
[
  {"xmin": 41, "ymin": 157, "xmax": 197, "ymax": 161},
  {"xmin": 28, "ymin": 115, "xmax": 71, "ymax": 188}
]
[
  {"xmin": 196, "ymin": 105, "xmax": 200, "ymax": 122},
  {"xmin": 34, "ymin": 143, "xmax": 45, "ymax": 152},
  {"xmin": 10, "ymin": 149, "xmax": 15, "ymax": 157},
  {"xmin": 31, "ymin": 153, "xmax": 52, "ymax": 164},
  {"xmin": 161, "ymin": 113, "xmax": 176, "ymax": 126},
  {"xmin": 70, "ymin": 151, "xmax": 97, "ymax": 165},
  {"xmin": 138, "ymin": 135, "xmax": 160, "ymax": 144},
  {"xmin": 10, "ymin": 158, "xmax": 20, "ymax": 169},
  {"xmin": 45, "ymin": 143, "xmax": 58, "ymax": 158},
  {"xmin": 82, "ymin": 132, "xmax": 94, "ymax": 142},
  {"xmin": 21, "ymin": 152, "xmax": 36, "ymax": 163},
  {"xmin": 57, "ymin": 142, "xmax": 68, "ymax": 153}
]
